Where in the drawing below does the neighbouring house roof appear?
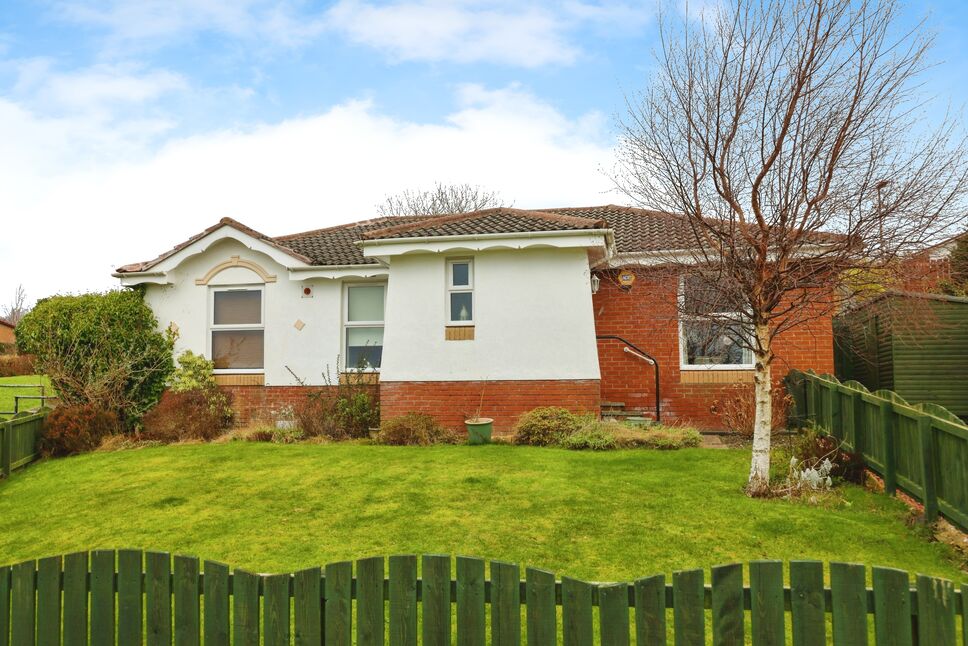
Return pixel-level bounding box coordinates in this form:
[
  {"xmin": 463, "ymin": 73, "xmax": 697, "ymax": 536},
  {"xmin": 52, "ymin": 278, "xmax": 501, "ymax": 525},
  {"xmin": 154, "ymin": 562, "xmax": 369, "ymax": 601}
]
[
  {"xmin": 118, "ymin": 203, "xmax": 821, "ymax": 272},
  {"xmin": 0, "ymin": 319, "xmax": 14, "ymax": 330}
]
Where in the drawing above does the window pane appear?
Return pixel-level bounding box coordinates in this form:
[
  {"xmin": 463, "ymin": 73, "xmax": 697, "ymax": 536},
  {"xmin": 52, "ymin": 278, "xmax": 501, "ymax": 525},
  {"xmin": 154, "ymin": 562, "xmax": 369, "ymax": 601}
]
[
  {"xmin": 214, "ymin": 290, "xmax": 261, "ymax": 325},
  {"xmin": 451, "ymin": 262, "xmax": 470, "ymax": 287},
  {"xmin": 450, "ymin": 292, "xmax": 473, "ymax": 322},
  {"xmin": 682, "ymin": 277, "xmax": 732, "ymax": 316},
  {"xmin": 212, "ymin": 330, "xmax": 264, "ymax": 369},
  {"xmin": 346, "ymin": 326, "xmax": 384, "ymax": 369},
  {"xmin": 347, "ymin": 285, "xmax": 385, "ymax": 322},
  {"xmin": 682, "ymin": 320, "xmax": 752, "ymax": 366}
]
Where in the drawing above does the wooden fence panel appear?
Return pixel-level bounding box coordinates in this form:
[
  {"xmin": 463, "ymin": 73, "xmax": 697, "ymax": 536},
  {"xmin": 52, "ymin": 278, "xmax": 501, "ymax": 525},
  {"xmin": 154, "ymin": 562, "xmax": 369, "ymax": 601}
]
[
  {"xmin": 389, "ymin": 555, "xmax": 417, "ymax": 646},
  {"xmin": 490, "ymin": 560, "xmax": 521, "ymax": 646},
  {"xmin": 0, "ymin": 412, "xmax": 45, "ymax": 477},
  {"xmin": 710, "ymin": 563, "xmax": 743, "ymax": 646},
  {"xmin": 789, "ymin": 561, "xmax": 825, "ymax": 646},
  {"xmin": 749, "ymin": 560, "xmax": 785, "ymax": 646},
  {"xmin": 633, "ymin": 575, "xmax": 665, "ymax": 646},
  {"xmin": 562, "ymin": 577, "xmax": 593, "ymax": 646},
  {"xmin": 203, "ymin": 561, "xmax": 231, "ymax": 646},
  {"xmin": 145, "ymin": 551, "xmax": 172, "ymax": 646},
  {"xmin": 10, "ymin": 560, "xmax": 35, "ymax": 646},
  {"xmin": 786, "ymin": 370, "xmax": 968, "ymax": 533},
  {"xmin": 456, "ymin": 556, "xmax": 486, "ymax": 646},
  {"xmin": 525, "ymin": 567, "xmax": 556, "ymax": 646},
  {"xmin": 233, "ymin": 570, "xmax": 261, "ymax": 646},
  {"xmin": 118, "ymin": 550, "xmax": 143, "ymax": 646},
  {"xmin": 324, "ymin": 561, "xmax": 352, "ymax": 646},
  {"xmin": 672, "ymin": 569, "xmax": 704, "ymax": 646},
  {"xmin": 357, "ymin": 556, "xmax": 385, "ymax": 646},
  {"xmin": 871, "ymin": 566, "xmax": 912, "ymax": 646},
  {"xmin": 63, "ymin": 552, "xmax": 89, "ymax": 646},
  {"xmin": 37, "ymin": 555, "xmax": 62, "ymax": 646},
  {"xmin": 174, "ymin": 555, "xmax": 200, "ymax": 646},
  {"xmin": 0, "ymin": 552, "xmax": 965, "ymax": 645}
]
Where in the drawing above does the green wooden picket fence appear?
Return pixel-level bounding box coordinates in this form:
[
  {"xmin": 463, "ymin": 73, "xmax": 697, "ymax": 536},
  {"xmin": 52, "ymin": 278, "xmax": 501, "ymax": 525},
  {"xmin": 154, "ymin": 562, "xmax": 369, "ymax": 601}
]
[
  {"xmin": 0, "ymin": 551, "xmax": 965, "ymax": 645},
  {"xmin": 0, "ymin": 411, "xmax": 44, "ymax": 478},
  {"xmin": 785, "ymin": 369, "xmax": 968, "ymax": 533}
]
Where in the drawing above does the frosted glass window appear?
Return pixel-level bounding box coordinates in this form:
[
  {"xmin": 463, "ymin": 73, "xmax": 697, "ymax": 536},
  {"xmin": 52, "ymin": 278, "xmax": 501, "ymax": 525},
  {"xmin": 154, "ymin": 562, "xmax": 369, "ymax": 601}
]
[
  {"xmin": 213, "ymin": 290, "xmax": 261, "ymax": 325},
  {"xmin": 347, "ymin": 285, "xmax": 385, "ymax": 322}
]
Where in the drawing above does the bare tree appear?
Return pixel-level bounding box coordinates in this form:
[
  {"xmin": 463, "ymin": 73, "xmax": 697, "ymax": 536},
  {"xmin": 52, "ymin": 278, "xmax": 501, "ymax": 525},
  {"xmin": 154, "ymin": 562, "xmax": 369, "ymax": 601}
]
[
  {"xmin": 2, "ymin": 284, "xmax": 28, "ymax": 325},
  {"xmin": 376, "ymin": 182, "xmax": 507, "ymax": 217},
  {"xmin": 615, "ymin": 0, "xmax": 968, "ymax": 494}
]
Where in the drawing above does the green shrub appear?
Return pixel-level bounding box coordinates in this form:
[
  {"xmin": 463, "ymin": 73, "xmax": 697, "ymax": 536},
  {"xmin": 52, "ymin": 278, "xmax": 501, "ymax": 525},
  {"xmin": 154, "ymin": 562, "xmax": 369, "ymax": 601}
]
[
  {"xmin": 16, "ymin": 290, "xmax": 174, "ymax": 428},
  {"xmin": 293, "ymin": 363, "xmax": 380, "ymax": 440},
  {"xmin": 512, "ymin": 407, "xmax": 583, "ymax": 446},
  {"xmin": 560, "ymin": 424, "xmax": 617, "ymax": 450},
  {"xmin": 41, "ymin": 404, "xmax": 119, "ymax": 457},
  {"xmin": 169, "ymin": 351, "xmax": 218, "ymax": 393},
  {"xmin": 376, "ymin": 413, "xmax": 457, "ymax": 446}
]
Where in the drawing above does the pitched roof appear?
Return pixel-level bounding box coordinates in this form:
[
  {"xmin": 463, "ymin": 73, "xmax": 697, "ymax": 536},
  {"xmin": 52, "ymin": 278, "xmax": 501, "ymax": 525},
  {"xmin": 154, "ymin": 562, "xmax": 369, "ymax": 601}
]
[
  {"xmin": 121, "ymin": 204, "xmax": 816, "ymax": 272},
  {"xmin": 116, "ymin": 217, "xmax": 313, "ymax": 273},
  {"xmin": 0, "ymin": 319, "xmax": 14, "ymax": 330},
  {"xmin": 362, "ymin": 207, "xmax": 606, "ymax": 240}
]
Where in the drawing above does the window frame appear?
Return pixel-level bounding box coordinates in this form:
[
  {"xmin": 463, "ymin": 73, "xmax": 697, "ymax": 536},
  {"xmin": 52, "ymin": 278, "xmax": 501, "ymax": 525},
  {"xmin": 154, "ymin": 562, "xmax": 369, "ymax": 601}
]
[
  {"xmin": 446, "ymin": 258, "xmax": 475, "ymax": 325},
  {"xmin": 677, "ymin": 277, "xmax": 754, "ymax": 371},
  {"xmin": 342, "ymin": 281, "xmax": 387, "ymax": 372},
  {"xmin": 209, "ymin": 285, "xmax": 266, "ymax": 374}
]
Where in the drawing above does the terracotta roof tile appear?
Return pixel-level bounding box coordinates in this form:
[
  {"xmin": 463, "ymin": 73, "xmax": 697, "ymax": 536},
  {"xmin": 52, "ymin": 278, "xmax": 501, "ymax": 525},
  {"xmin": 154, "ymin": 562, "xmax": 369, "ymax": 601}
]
[{"xmin": 362, "ymin": 207, "xmax": 606, "ymax": 240}]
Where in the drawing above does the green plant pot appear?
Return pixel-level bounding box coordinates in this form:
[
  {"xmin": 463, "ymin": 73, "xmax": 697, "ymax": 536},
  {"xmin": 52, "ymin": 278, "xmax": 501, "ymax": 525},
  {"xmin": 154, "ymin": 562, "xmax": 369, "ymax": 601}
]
[{"xmin": 465, "ymin": 418, "xmax": 493, "ymax": 445}]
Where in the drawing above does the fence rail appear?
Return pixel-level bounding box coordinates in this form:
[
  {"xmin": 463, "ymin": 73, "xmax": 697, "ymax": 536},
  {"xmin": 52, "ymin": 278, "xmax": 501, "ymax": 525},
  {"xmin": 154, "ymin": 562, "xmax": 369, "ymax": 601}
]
[
  {"xmin": 785, "ymin": 369, "xmax": 968, "ymax": 532},
  {"xmin": 0, "ymin": 551, "xmax": 965, "ymax": 645},
  {"xmin": 0, "ymin": 411, "xmax": 44, "ymax": 478}
]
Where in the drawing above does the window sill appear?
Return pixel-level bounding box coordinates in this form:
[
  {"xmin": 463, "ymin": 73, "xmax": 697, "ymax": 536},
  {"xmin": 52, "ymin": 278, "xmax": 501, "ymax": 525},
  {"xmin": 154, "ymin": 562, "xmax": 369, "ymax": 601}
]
[{"xmin": 680, "ymin": 370, "xmax": 754, "ymax": 385}]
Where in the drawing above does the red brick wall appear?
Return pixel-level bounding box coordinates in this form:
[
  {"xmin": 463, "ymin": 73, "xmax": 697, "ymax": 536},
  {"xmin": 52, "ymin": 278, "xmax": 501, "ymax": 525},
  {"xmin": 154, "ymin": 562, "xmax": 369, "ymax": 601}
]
[
  {"xmin": 218, "ymin": 385, "xmax": 365, "ymax": 427},
  {"xmin": 593, "ymin": 268, "xmax": 834, "ymax": 429},
  {"xmin": 379, "ymin": 380, "xmax": 601, "ymax": 435}
]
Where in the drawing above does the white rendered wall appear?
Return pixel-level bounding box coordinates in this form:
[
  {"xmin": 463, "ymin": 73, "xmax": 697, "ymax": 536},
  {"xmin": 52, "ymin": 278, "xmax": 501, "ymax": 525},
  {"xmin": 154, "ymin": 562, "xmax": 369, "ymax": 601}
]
[
  {"xmin": 141, "ymin": 238, "xmax": 360, "ymax": 386},
  {"xmin": 380, "ymin": 248, "xmax": 601, "ymax": 382}
]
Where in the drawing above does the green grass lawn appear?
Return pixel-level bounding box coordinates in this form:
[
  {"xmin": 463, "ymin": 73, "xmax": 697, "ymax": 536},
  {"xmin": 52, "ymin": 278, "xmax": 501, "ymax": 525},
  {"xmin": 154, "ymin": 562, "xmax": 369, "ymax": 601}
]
[
  {"xmin": 0, "ymin": 443, "xmax": 963, "ymax": 582},
  {"xmin": 0, "ymin": 374, "xmax": 51, "ymax": 418}
]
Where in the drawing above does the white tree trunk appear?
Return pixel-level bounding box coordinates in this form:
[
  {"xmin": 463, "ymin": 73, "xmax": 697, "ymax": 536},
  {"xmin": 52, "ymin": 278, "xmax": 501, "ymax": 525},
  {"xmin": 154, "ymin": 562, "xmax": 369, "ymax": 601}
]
[{"xmin": 748, "ymin": 323, "xmax": 773, "ymax": 495}]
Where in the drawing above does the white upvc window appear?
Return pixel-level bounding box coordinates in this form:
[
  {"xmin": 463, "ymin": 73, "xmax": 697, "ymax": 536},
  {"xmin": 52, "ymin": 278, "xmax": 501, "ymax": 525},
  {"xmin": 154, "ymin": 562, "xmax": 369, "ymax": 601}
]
[
  {"xmin": 210, "ymin": 286, "xmax": 265, "ymax": 373},
  {"xmin": 344, "ymin": 283, "xmax": 386, "ymax": 370},
  {"xmin": 678, "ymin": 277, "xmax": 754, "ymax": 370},
  {"xmin": 447, "ymin": 259, "xmax": 474, "ymax": 324}
]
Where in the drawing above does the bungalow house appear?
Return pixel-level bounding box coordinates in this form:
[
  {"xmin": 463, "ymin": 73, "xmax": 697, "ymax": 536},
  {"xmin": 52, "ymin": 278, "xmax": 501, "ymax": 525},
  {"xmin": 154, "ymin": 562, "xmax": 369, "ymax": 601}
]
[
  {"xmin": 115, "ymin": 206, "xmax": 833, "ymax": 431},
  {"xmin": 0, "ymin": 319, "xmax": 15, "ymax": 349}
]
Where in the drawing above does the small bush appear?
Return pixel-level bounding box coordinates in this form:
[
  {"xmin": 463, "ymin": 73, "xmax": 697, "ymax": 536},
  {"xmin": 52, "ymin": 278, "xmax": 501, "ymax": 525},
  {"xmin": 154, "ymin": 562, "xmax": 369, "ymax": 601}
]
[
  {"xmin": 791, "ymin": 425, "xmax": 864, "ymax": 483},
  {"xmin": 41, "ymin": 404, "xmax": 119, "ymax": 457},
  {"xmin": 0, "ymin": 354, "xmax": 34, "ymax": 377},
  {"xmin": 711, "ymin": 384, "xmax": 791, "ymax": 436},
  {"xmin": 270, "ymin": 426, "xmax": 305, "ymax": 444},
  {"xmin": 169, "ymin": 351, "xmax": 218, "ymax": 393},
  {"xmin": 376, "ymin": 413, "xmax": 457, "ymax": 446},
  {"xmin": 141, "ymin": 390, "xmax": 233, "ymax": 442},
  {"xmin": 560, "ymin": 424, "xmax": 617, "ymax": 451},
  {"xmin": 512, "ymin": 407, "xmax": 583, "ymax": 446}
]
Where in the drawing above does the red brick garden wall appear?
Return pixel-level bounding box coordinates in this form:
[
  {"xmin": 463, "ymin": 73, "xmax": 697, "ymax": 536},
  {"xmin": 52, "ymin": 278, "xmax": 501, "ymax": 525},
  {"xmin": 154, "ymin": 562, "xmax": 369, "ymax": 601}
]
[
  {"xmin": 220, "ymin": 385, "xmax": 380, "ymax": 427},
  {"xmin": 593, "ymin": 268, "xmax": 834, "ymax": 430},
  {"xmin": 379, "ymin": 380, "xmax": 601, "ymax": 435}
]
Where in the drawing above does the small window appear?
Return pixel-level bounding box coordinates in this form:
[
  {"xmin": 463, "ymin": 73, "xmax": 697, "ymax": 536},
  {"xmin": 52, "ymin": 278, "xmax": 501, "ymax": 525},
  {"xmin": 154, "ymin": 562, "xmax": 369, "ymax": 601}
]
[
  {"xmin": 678, "ymin": 277, "xmax": 753, "ymax": 369},
  {"xmin": 447, "ymin": 259, "xmax": 474, "ymax": 324},
  {"xmin": 211, "ymin": 287, "xmax": 264, "ymax": 371},
  {"xmin": 345, "ymin": 284, "xmax": 385, "ymax": 370}
]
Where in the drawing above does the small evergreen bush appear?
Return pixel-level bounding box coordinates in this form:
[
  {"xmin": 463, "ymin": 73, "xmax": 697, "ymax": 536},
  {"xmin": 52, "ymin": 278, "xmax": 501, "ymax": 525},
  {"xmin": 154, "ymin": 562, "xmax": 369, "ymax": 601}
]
[
  {"xmin": 560, "ymin": 424, "xmax": 617, "ymax": 450},
  {"xmin": 141, "ymin": 390, "xmax": 233, "ymax": 442},
  {"xmin": 512, "ymin": 407, "xmax": 584, "ymax": 446}
]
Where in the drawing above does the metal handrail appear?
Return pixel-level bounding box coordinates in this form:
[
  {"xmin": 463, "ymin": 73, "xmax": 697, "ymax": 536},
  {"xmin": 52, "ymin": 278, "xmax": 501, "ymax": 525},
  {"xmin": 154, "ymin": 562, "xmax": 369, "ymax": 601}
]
[{"xmin": 596, "ymin": 335, "xmax": 661, "ymax": 422}]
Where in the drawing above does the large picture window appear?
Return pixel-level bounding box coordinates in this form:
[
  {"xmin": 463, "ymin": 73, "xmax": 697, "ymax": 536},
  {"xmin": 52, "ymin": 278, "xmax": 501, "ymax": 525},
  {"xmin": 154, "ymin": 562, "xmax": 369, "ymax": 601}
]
[
  {"xmin": 345, "ymin": 284, "xmax": 385, "ymax": 370},
  {"xmin": 211, "ymin": 287, "xmax": 264, "ymax": 371},
  {"xmin": 678, "ymin": 277, "xmax": 754, "ymax": 369},
  {"xmin": 447, "ymin": 259, "xmax": 473, "ymax": 324}
]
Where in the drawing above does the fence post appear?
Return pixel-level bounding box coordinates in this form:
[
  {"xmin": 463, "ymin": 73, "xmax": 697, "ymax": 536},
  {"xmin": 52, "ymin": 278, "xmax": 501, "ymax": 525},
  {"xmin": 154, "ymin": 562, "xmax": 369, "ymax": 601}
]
[
  {"xmin": 880, "ymin": 400, "xmax": 897, "ymax": 496},
  {"xmin": 917, "ymin": 416, "xmax": 939, "ymax": 524},
  {"xmin": 851, "ymin": 392, "xmax": 865, "ymax": 459},
  {"xmin": 1, "ymin": 420, "xmax": 10, "ymax": 478}
]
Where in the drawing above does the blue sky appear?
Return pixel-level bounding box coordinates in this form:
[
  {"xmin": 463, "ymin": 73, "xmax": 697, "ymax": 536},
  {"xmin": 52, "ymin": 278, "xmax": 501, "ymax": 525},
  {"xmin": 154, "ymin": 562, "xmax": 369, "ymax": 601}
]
[{"xmin": 1, "ymin": 0, "xmax": 967, "ymax": 302}]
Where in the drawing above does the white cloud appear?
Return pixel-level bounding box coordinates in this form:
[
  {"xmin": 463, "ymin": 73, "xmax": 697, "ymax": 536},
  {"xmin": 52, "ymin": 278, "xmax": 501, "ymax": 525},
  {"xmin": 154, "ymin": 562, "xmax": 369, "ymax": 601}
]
[
  {"xmin": 0, "ymin": 84, "xmax": 616, "ymax": 305},
  {"xmin": 51, "ymin": 0, "xmax": 651, "ymax": 66}
]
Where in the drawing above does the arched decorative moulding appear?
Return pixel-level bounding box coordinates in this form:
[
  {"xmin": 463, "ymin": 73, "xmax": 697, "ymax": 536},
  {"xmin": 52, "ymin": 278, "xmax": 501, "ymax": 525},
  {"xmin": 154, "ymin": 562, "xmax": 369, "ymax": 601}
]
[{"xmin": 195, "ymin": 256, "xmax": 277, "ymax": 285}]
